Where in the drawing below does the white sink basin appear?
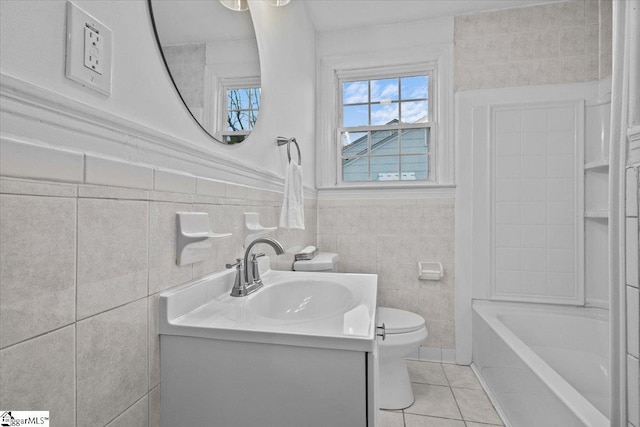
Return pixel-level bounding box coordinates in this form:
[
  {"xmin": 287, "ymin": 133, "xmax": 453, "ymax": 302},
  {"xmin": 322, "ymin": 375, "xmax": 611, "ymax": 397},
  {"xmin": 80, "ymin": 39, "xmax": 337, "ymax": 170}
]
[
  {"xmin": 248, "ymin": 279, "xmax": 356, "ymax": 321},
  {"xmin": 158, "ymin": 259, "xmax": 378, "ymax": 352}
]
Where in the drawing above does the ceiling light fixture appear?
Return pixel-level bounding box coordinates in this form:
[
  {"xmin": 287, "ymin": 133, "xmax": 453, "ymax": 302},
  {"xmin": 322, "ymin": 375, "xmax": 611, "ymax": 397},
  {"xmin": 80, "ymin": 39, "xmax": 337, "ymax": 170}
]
[{"xmin": 219, "ymin": 0, "xmax": 249, "ymax": 12}]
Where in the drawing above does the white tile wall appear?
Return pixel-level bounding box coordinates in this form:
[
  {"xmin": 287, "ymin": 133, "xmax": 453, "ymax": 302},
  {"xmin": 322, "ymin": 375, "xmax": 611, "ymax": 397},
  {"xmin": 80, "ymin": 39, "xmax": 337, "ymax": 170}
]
[
  {"xmin": 85, "ymin": 154, "xmax": 154, "ymax": 190},
  {"xmin": 0, "ymin": 195, "xmax": 76, "ymax": 347},
  {"xmin": 0, "ymin": 326, "xmax": 76, "ymax": 424},
  {"xmin": 0, "ymin": 137, "xmax": 85, "ymax": 183},
  {"xmin": 154, "ymin": 168, "xmax": 196, "ymax": 194},
  {"xmin": 492, "ymin": 105, "xmax": 579, "ymax": 302},
  {"xmin": 318, "ymin": 197, "xmax": 455, "ymax": 353},
  {"xmin": 455, "ymin": 0, "xmax": 612, "ymax": 91},
  {"xmin": 0, "ymin": 168, "xmax": 316, "ymax": 427}
]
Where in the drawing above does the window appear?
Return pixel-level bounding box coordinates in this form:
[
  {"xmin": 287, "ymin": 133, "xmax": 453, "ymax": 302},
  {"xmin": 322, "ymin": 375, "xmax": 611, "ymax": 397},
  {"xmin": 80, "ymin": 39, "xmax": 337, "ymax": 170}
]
[
  {"xmin": 338, "ymin": 68, "xmax": 434, "ymax": 183},
  {"xmin": 221, "ymin": 84, "xmax": 260, "ymax": 144}
]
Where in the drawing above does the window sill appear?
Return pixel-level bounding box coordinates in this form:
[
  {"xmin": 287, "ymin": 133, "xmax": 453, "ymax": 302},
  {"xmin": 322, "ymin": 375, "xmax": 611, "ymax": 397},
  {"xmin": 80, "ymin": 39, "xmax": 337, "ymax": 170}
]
[{"xmin": 316, "ymin": 183, "xmax": 455, "ymax": 199}]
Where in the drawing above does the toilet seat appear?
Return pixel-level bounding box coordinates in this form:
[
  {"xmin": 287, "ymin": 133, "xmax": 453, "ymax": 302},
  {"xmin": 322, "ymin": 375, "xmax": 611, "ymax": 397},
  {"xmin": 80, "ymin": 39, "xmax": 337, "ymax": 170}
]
[{"xmin": 377, "ymin": 307, "xmax": 425, "ymax": 334}]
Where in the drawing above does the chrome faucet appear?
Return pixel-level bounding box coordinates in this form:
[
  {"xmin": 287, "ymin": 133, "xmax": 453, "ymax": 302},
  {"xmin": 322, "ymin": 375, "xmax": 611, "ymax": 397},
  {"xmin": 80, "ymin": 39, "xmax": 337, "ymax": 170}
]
[{"xmin": 226, "ymin": 237, "xmax": 285, "ymax": 297}]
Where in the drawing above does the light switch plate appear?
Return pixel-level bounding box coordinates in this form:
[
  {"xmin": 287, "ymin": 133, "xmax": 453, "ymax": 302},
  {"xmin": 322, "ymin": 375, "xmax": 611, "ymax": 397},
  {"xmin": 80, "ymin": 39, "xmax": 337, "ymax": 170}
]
[{"xmin": 65, "ymin": 1, "xmax": 112, "ymax": 95}]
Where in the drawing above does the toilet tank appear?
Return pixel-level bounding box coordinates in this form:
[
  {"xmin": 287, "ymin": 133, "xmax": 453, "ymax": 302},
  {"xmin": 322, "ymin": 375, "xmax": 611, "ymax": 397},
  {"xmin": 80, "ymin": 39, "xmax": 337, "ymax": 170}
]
[{"xmin": 293, "ymin": 252, "xmax": 339, "ymax": 272}]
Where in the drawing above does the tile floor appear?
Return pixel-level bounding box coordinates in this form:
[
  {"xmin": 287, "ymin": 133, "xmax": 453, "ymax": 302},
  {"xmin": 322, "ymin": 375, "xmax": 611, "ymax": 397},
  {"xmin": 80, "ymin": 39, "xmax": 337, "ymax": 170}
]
[{"xmin": 378, "ymin": 361, "xmax": 504, "ymax": 427}]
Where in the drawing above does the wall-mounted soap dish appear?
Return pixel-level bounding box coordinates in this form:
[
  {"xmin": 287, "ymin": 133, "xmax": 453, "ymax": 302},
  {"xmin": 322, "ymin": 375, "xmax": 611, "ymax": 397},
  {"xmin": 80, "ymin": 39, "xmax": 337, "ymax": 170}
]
[
  {"xmin": 244, "ymin": 212, "xmax": 277, "ymax": 247},
  {"xmin": 176, "ymin": 212, "xmax": 231, "ymax": 265},
  {"xmin": 418, "ymin": 262, "xmax": 444, "ymax": 281}
]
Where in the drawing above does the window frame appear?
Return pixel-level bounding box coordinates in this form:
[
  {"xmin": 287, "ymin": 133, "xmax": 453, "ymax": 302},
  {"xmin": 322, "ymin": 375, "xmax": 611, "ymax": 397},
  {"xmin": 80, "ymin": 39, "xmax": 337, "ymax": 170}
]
[
  {"xmin": 337, "ymin": 65, "xmax": 437, "ymax": 185},
  {"xmin": 215, "ymin": 76, "xmax": 261, "ymax": 144}
]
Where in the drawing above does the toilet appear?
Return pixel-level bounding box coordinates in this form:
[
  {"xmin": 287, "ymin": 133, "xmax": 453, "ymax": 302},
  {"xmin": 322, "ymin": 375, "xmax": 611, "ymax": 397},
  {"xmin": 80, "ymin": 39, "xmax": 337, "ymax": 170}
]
[
  {"xmin": 376, "ymin": 307, "xmax": 428, "ymax": 409},
  {"xmin": 292, "ymin": 251, "xmax": 339, "ymax": 272},
  {"xmin": 292, "ymin": 252, "xmax": 427, "ymax": 410}
]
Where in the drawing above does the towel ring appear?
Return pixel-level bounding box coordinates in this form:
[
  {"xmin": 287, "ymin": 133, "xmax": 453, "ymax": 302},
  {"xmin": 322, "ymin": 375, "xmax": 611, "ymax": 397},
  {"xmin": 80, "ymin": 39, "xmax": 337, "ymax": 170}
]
[{"xmin": 276, "ymin": 136, "xmax": 302, "ymax": 165}]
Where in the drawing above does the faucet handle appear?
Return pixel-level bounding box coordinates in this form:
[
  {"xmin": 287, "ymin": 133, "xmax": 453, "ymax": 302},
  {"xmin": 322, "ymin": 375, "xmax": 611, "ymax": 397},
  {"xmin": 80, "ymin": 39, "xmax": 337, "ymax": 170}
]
[
  {"xmin": 251, "ymin": 253, "xmax": 266, "ymax": 260},
  {"xmin": 225, "ymin": 258, "xmax": 243, "ymax": 269}
]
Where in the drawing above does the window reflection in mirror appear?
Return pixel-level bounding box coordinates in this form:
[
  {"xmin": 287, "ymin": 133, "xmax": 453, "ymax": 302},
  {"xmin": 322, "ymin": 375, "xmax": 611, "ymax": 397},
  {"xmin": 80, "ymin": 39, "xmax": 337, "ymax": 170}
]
[{"xmin": 148, "ymin": 0, "xmax": 261, "ymax": 144}]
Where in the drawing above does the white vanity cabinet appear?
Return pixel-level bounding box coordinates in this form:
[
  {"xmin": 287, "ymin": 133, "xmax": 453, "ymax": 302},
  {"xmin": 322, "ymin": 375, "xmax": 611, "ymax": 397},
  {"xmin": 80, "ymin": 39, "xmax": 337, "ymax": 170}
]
[
  {"xmin": 160, "ymin": 336, "xmax": 378, "ymax": 427},
  {"xmin": 158, "ymin": 265, "xmax": 379, "ymax": 427}
]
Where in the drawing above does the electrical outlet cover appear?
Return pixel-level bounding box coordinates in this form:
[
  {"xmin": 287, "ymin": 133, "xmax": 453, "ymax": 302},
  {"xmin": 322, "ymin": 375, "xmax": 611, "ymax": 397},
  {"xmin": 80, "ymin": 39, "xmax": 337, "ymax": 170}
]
[{"xmin": 65, "ymin": 1, "xmax": 112, "ymax": 95}]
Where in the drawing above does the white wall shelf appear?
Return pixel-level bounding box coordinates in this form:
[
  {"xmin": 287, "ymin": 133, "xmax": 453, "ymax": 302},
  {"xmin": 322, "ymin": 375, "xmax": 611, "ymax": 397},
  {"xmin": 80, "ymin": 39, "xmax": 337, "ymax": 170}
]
[
  {"xmin": 584, "ymin": 160, "xmax": 609, "ymax": 171},
  {"xmin": 585, "ymin": 211, "xmax": 609, "ymax": 219}
]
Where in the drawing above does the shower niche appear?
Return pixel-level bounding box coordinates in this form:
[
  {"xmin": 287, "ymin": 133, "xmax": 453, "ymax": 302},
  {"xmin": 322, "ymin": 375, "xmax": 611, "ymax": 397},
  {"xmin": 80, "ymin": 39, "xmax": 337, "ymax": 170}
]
[{"xmin": 584, "ymin": 92, "xmax": 611, "ymax": 309}]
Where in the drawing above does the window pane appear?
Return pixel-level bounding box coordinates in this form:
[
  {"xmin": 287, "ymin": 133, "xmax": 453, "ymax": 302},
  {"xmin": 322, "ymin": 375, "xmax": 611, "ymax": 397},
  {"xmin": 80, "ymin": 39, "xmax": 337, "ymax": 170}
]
[
  {"xmin": 250, "ymin": 88, "xmax": 261, "ymax": 109},
  {"xmin": 247, "ymin": 109, "xmax": 258, "ymax": 129},
  {"xmin": 342, "ymin": 132, "xmax": 368, "ymax": 157},
  {"xmin": 401, "ymin": 128, "xmax": 429, "ymax": 154},
  {"xmin": 372, "ymin": 156, "xmax": 399, "ymax": 181},
  {"xmin": 401, "ymin": 100, "xmax": 428, "ymax": 123},
  {"xmin": 343, "ymin": 156, "xmax": 369, "ymax": 181},
  {"xmin": 371, "ymin": 130, "xmax": 398, "ymax": 156},
  {"xmin": 371, "ymin": 102, "xmax": 399, "ymax": 125},
  {"xmin": 343, "ymin": 81, "xmax": 368, "ymax": 104},
  {"xmin": 227, "ymin": 88, "xmax": 250, "ymax": 109},
  {"xmin": 343, "ymin": 105, "xmax": 369, "ymax": 127},
  {"xmin": 401, "ymin": 155, "xmax": 428, "ymax": 180},
  {"xmin": 371, "ymin": 78, "xmax": 398, "ymax": 102},
  {"xmin": 401, "ymin": 75, "xmax": 428, "ymax": 100},
  {"xmin": 227, "ymin": 110, "xmax": 251, "ymax": 131}
]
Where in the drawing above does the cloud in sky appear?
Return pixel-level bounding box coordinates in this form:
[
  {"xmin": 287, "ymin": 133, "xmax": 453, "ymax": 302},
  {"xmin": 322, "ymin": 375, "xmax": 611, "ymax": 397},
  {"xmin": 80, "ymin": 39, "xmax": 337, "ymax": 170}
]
[{"xmin": 343, "ymin": 81, "xmax": 368, "ymax": 104}]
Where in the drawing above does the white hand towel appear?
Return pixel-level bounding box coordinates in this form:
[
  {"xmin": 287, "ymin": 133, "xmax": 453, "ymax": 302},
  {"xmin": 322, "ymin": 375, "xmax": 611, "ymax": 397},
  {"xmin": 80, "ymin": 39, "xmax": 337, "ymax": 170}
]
[{"xmin": 279, "ymin": 160, "xmax": 305, "ymax": 229}]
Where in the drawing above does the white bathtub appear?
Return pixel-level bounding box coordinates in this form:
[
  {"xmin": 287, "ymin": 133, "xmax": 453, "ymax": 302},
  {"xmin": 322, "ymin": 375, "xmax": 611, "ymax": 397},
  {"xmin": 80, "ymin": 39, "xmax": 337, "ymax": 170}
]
[{"xmin": 473, "ymin": 301, "xmax": 609, "ymax": 427}]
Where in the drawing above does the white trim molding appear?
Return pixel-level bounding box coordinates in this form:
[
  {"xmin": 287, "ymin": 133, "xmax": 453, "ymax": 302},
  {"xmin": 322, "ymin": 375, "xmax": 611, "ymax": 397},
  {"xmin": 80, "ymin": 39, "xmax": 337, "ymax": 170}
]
[{"xmin": 0, "ymin": 73, "xmax": 317, "ymax": 199}]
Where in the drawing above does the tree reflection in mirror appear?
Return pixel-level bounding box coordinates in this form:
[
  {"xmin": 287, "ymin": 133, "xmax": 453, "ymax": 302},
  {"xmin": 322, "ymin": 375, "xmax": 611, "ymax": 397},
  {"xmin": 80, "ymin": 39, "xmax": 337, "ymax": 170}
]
[{"xmin": 224, "ymin": 86, "xmax": 260, "ymax": 144}]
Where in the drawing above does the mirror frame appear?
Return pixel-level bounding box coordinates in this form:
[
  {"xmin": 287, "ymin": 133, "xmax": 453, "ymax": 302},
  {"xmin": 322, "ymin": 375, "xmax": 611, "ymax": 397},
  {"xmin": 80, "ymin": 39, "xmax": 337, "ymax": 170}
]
[{"xmin": 146, "ymin": 0, "xmax": 260, "ymax": 144}]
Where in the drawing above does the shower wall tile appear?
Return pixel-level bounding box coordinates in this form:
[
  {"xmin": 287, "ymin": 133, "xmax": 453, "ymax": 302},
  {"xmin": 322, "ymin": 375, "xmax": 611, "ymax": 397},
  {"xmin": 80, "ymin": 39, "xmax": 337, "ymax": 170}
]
[
  {"xmin": 0, "ymin": 194, "xmax": 76, "ymax": 348},
  {"xmin": 76, "ymin": 299, "xmax": 148, "ymax": 427},
  {"xmin": 0, "ymin": 325, "xmax": 75, "ymax": 425},
  {"xmin": 455, "ymin": 0, "xmax": 612, "ymax": 91},
  {"xmin": 77, "ymin": 199, "xmax": 148, "ymax": 319},
  {"xmin": 492, "ymin": 104, "xmax": 579, "ymax": 303}
]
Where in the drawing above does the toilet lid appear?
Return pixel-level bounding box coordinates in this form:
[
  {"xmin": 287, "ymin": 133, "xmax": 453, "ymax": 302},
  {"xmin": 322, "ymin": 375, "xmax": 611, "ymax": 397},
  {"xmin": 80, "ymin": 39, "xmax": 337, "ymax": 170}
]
[{"xmin": 377, "ymin": 307, "xmax": 425, "ymax": 334}]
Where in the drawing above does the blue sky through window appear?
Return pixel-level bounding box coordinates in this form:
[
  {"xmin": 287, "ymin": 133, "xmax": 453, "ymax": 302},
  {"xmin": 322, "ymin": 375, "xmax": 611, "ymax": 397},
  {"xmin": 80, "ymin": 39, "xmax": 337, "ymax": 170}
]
[{"xmin": 342, "ymin": 74, "xmax": 428, "ymax": 127}]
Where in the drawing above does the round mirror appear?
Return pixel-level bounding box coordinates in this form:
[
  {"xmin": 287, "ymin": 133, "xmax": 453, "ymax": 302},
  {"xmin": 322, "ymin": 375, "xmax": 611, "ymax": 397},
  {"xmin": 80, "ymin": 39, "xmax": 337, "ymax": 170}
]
[{"xmin": 148, "ymin": 0, "xmax": 261, "ymax": 144}]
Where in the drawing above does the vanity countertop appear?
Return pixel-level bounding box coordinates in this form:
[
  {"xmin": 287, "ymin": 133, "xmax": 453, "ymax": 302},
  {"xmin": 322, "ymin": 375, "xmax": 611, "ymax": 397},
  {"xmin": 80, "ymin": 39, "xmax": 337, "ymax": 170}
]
[{"xmin": 159, "ymin": 264, "xmax": 378, "ymax": 352}]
